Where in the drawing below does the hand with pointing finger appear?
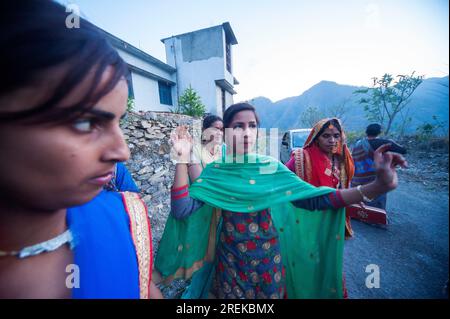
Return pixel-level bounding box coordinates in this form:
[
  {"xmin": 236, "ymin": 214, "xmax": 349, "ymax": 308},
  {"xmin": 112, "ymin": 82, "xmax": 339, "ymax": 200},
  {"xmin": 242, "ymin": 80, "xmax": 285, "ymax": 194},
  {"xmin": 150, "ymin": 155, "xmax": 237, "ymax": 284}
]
[{"xmin": 373, "ymin": 143, "xmax": 408, "ymax": 192}]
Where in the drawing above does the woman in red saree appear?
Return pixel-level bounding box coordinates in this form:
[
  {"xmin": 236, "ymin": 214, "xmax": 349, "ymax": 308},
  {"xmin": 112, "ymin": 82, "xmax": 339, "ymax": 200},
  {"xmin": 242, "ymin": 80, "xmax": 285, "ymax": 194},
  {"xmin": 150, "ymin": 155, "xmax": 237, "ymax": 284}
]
[{"xmin": 285, "ymin": 118, "xmax": 355, "ymax": 298}]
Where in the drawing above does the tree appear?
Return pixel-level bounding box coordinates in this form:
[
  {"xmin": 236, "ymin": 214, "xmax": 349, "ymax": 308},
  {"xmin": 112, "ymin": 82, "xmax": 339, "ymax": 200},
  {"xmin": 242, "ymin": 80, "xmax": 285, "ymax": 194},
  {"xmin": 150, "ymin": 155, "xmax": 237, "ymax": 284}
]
[
  {"xmin": 396, "ymin": 107, "xmax": 413, "ymax": 138},
  {"xmin": 324, "ymin": 98, "xmax": 350, "ymax": 124},
  {"xmin": 120, "ymin": 98, "xmax": 135, "ymax": 126},
  {"xmin": 127, "ymin": 97, "xmax": 135, "ymax": 112},
  {"xmin": 299, "ymin": 99, "xmax": 350, "ymax": 128},
  {"xmin": 299, "ymin": 106, "xmax": 324, "ymax": 127},
  {"xmin": 354, "ymin": 72, "xmax": 423, "ymax": 135},
  {"xmin": 175, "ymin": 85, "xmax": 206, "ymax": 118}
]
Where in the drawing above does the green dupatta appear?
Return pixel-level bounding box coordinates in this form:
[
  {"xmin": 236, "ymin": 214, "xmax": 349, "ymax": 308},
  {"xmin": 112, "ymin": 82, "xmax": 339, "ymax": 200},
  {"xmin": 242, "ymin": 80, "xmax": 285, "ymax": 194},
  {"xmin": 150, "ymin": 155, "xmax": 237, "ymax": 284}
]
[{"xmin": 154, "ymin": 154, "xmax": 345, "ymax": 299}]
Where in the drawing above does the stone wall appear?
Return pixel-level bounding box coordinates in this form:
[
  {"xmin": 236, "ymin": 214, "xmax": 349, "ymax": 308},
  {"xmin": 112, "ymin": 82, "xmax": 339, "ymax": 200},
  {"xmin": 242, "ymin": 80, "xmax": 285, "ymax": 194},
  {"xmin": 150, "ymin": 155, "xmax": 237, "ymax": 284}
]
[{"xmin": 120, "ymin": 111, "xmax": 197, "ymax": 252}]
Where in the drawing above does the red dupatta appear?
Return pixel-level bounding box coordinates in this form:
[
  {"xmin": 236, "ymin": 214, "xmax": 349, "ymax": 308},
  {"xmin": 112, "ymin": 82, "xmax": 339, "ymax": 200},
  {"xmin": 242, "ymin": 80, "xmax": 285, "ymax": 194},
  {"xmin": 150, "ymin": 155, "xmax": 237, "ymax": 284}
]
[{"xmin": 292, "ymin": 118, "xmax": 355, "ymax": 237}]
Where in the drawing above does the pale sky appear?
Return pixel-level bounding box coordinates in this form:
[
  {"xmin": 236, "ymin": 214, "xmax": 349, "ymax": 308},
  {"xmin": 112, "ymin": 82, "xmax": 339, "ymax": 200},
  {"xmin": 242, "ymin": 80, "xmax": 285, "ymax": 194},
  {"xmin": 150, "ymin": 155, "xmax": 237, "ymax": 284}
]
[{"xmin": 63, "ymin": 0, "xmax": 449, "ymax": 102}]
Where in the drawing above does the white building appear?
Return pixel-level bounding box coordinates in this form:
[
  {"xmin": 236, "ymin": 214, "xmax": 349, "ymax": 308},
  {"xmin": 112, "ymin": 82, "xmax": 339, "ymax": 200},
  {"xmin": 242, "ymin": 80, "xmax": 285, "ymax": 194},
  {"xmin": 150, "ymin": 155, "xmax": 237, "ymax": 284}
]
[
  {"xmin": 98, "ymin": 22, "xmax": 239, "ymax": 116},
  {"xmin": 162, "ymin": 22, "xmax": 239, "ymax": 116}
]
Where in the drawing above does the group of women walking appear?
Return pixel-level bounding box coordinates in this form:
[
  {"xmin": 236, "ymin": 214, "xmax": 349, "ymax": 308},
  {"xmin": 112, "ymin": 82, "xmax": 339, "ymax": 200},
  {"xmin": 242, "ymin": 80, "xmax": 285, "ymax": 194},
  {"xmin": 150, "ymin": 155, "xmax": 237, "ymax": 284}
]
[{"xmin": 0, "ymin": 1, "xmax": 407, "ymax": 299}]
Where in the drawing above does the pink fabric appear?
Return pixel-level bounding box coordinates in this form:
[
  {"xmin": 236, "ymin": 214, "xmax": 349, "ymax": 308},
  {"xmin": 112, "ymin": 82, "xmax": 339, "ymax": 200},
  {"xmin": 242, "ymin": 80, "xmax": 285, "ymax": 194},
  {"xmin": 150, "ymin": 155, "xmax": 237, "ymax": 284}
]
[{"xmin": 285, "ymin": 156, "xmax": 296, "ymax": 173}]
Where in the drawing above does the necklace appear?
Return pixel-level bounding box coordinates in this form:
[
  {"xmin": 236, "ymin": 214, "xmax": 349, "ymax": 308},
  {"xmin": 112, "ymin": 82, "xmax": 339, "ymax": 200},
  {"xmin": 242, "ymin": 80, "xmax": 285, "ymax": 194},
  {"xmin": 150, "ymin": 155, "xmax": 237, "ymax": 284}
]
[
  {"xmin": 0, "ymin": 229, "xmax": 75, "ymax": 259},
  {"xmin": 324, "ymin": 154, "xmax": 334, "ymax": 176}
]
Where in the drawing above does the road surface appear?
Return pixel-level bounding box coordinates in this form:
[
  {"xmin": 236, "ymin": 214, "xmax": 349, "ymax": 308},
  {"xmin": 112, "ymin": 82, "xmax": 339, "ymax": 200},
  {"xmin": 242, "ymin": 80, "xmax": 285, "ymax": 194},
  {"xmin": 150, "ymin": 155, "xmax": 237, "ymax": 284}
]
[{"xmin": 344, "ymin": 178, "xmax": 449, "ymax": 299}]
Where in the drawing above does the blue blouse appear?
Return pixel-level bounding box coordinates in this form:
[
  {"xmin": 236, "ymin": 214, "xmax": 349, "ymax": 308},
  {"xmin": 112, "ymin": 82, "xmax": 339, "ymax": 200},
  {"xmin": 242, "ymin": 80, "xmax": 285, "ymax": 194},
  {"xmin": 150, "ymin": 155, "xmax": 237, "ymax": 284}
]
[{"xmin": 67, "ymin": 190, "xmax": 140, "ymax": 298}]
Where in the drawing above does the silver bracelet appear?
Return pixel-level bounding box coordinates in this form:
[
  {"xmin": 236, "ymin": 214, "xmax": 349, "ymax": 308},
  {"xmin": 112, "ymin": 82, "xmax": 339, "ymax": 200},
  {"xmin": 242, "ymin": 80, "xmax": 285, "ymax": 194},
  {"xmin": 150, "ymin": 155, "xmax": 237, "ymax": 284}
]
[{"xmin": 357, "ymin": 185, "xmax": 374, "ymax": 202}]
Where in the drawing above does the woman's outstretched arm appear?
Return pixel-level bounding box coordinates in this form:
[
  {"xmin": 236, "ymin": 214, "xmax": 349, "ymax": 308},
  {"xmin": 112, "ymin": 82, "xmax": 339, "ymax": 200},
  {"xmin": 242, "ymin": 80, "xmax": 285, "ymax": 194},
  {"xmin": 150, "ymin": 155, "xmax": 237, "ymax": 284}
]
[
  {"xmin": 293, "ymin": 143, "xmax": 408, "ymax": 210},
  {"xmin": 292, "ymin": 192, "xmax": 346, "ymax": 210}
]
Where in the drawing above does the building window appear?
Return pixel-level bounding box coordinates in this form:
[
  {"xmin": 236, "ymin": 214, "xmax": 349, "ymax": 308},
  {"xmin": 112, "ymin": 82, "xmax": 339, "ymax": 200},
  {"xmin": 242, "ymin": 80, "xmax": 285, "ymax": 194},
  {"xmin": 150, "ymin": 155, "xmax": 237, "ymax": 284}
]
[
  {"xmin": 158, "ymin": 81, "xmax": 173, "ymax": 105},
  {"xmin": 221, "ymin": 88, "xmax": 226, "ymax": 115},
  {"xmin": 126, "ymin": 72, "xmax": 134, "ymax": 99},
  {"xmin": 226, "ymin": 42, "xmax": 232, "ymax": 73}
]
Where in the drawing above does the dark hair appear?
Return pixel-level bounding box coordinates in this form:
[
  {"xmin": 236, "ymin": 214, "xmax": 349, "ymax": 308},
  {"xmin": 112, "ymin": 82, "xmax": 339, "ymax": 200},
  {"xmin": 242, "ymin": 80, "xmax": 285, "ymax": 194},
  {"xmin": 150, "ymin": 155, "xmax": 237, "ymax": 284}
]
[
  {"xmin": 366, "ymin": 123, "xmax": 382, "ymax": 137},
  {"xmin": 223, "ymin": 102, "xmax": 260, "ymax": 128},
  {"xmin": 314, "ymin": 118, "xmax": 342, "ymax": 141},
  {"xmin": 0, "ymin": 1, "xmax": 128, "ymax": 124},
  {"xmin": 202, "ymin": 114, "xmax": 223, "ymax": 131}
]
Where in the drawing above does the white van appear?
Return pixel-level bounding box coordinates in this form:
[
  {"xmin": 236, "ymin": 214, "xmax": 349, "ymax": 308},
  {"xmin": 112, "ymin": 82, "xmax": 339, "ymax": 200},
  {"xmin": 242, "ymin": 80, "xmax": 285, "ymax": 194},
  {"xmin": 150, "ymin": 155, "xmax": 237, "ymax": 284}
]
[{"xmin": 279, "ymin": 128, "xmax": 312, "ymax": 163}]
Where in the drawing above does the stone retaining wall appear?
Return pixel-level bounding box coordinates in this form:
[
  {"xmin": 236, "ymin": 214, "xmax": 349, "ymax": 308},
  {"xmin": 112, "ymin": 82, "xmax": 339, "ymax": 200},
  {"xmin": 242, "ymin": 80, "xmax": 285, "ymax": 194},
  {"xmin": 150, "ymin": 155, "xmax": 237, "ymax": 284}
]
[{"xmin": 120, "ymin": 111, "xmax": 198, "ymax": 252}]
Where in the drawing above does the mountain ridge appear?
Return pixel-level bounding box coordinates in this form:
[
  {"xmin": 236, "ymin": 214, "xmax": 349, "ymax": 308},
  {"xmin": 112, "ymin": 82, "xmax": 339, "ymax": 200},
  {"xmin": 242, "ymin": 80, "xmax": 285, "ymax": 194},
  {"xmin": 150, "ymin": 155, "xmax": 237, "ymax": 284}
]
[{"xmin": 247, "ymin": 76, "xmax": 449, "ymax": 133}]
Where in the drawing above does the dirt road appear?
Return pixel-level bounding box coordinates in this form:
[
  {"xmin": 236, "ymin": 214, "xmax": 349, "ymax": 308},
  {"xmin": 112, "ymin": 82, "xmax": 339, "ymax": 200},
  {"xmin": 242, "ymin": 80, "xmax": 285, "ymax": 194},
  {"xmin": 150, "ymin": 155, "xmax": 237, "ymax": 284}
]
[{"xmin": 344, "ymin": 170, "xmax": 449, "ymax": 299}]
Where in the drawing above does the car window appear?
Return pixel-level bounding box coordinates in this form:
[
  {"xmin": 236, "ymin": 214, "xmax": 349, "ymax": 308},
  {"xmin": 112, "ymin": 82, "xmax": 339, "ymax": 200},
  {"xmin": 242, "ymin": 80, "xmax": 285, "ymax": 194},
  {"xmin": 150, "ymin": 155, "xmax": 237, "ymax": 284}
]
[
  {"xmin": 281, "ymin": 133, "xmax": 289, "ymax": 146},
  {"xmin": 292, "ymin": 131, "xmax": 310, "ymax": 148}
]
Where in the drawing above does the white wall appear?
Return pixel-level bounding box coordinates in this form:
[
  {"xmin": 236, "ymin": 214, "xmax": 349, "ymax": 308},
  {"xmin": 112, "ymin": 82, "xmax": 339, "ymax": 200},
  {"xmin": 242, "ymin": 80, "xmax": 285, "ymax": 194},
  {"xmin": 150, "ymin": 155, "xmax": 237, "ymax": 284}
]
[
  {"xmin": 170, "ymin": 36, "xmax": 225, "ymax": 114},
  {"xmin": 165, "ymin": 28, "xmax": 238, "ymax": 116},
  {"xmin": 225, "ymin": 90, "xmax": 234, "ymax": 108},
  {"xmin": 113, "ymin": 47, "xmax": 177, "ymax": 112},
  {"xmin": 116, "ymin": 48, "xmax": 174, "ymax": 81},
  {"xmin": 164, "ymin": 38, "xmax": 176, "ymax": 68},
  {"xmin": 178, "ymin": 58, "xmax": 224, "ymax": 114},
  {"xmin": 214, "ymin": 86, "xmax": 235, "ymax": 116},
  {"xmin": 131, "ymin": 72, "xmax": 172, "ymax": 112},
  {"xmin": 215, "ymin": 85, "xmax": 223, "ymax": 116}
]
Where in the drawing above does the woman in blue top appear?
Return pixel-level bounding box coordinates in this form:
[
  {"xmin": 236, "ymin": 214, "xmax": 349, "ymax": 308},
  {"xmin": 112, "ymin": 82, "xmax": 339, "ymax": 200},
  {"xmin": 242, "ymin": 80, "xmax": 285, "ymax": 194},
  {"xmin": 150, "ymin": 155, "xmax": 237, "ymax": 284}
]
[
  {"xmin": 0, "ymin": 1, "xmax": 161, "ymax": 298},
  {"xmin": 105, "ymin": 162, "xmax": 140, "ymax": 193}
]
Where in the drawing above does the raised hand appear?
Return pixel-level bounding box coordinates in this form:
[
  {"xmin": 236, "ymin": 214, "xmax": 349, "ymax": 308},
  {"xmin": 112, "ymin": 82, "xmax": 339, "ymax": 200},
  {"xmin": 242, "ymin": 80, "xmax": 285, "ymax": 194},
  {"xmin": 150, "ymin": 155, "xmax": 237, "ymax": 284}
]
[
  {"xmin": 373, "ymin": 143, "xmax": 408, "ymax": 192},
  {"xmin": 170, "ymin": 125, "xmax": 193, "ymax": 163}
]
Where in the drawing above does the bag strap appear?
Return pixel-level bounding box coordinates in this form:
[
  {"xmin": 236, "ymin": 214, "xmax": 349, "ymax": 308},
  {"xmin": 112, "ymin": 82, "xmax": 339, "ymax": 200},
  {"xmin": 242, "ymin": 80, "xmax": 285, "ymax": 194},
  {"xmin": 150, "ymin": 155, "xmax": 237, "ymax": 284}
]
[{"xmin": 121, "ymin": 191, "xmax": 153, "ymax": 299}]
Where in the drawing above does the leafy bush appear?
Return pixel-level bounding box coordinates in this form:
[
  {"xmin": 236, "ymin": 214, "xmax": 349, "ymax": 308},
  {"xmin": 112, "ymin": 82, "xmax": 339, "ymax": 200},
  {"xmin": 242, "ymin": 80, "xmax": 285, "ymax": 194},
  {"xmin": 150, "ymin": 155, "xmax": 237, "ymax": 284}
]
[
  {"xmin": 416, "ymin": 115, "xmax": 447, "ymax": 141},
  {"xmin": 175, "ymin": 86, "xmax": 206, "ymax": 118},
  {"xmin": 127, "ymin": 97, "xmax": 135, "ymax": 112}
]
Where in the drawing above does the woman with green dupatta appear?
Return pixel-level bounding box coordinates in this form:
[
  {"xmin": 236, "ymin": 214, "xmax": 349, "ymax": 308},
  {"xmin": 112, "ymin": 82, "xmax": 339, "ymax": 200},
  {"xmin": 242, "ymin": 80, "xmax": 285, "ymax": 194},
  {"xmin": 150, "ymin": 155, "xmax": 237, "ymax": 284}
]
[{"xmin": 155, "ymin": 103, "xmax": 407, "ymax": 299}]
